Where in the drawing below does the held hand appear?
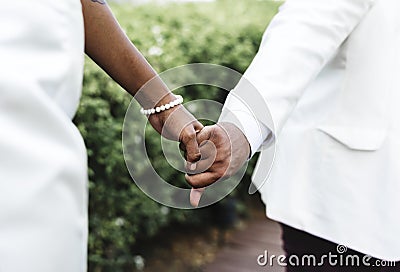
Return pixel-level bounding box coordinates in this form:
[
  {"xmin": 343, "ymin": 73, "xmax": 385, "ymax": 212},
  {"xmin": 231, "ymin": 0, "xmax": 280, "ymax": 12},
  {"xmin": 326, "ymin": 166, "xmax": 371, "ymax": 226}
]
[
  {"xmin": 185, "ymin": 122, "xmax": 251, "ymax": 207},
  {"xmin": 148, "ymin": 102, "xmax": 204, "ymax": 164}
]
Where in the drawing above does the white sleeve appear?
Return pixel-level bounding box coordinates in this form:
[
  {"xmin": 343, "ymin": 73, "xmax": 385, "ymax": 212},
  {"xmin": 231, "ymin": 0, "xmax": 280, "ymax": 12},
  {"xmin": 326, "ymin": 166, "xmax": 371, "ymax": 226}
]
[
  {"xmin": 218, "ymin": 93, "xmax": 271, "ymax": 157},
  {"xmin": 221, "ymin": 0, "xmax": 376, "ymax": 144}
]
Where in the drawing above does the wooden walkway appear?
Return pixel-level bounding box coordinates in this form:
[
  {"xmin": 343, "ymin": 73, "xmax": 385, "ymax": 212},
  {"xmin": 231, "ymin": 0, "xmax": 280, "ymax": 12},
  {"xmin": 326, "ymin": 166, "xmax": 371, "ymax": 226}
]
[{"xmin": 204, "ymin": 217, "xmax": 286, "ymax": 272}]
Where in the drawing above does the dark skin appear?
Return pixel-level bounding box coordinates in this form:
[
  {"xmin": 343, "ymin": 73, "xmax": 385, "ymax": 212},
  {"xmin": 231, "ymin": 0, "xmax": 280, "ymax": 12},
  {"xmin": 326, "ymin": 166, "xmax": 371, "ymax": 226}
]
[
  {"xmin": 185, "ymin": 123, "xmax": 250, "ymax": 207},
  {"xmin": 82, "ymin": 0, "xmax": 251, "ymax": 207},
  {"xmin": 81, "ymin": 0, "xmax": 204, "ymax": 197}
]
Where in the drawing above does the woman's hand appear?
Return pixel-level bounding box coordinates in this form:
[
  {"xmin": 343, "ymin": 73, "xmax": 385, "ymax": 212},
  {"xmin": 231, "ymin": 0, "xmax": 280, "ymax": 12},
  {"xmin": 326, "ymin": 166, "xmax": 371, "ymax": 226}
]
[
  {"xmin": 147, "ymin": 94, "xmax": 203, "ymax": 164},
  {"xmin": 81, "ymin": 0, "xmax": 205, "ymax": 204}
]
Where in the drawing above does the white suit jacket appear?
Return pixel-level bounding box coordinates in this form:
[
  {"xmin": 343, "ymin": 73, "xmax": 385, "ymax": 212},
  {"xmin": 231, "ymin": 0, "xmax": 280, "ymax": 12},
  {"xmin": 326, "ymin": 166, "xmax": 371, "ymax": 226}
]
[{"xmin": 220, "ymin": 0, "xmax": 400, "ymax": 261}]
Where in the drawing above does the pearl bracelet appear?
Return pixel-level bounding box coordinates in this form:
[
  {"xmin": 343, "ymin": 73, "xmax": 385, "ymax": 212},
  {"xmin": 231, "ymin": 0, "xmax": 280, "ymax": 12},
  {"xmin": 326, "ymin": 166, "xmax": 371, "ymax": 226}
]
[{"xmin": 140, "ymin": 95, "xmax": 183, "ymax": 115}]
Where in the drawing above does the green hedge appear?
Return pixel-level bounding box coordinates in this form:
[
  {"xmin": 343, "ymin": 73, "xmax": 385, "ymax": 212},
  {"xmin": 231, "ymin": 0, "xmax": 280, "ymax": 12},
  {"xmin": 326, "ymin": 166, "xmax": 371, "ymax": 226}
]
[{"xmin": 73, "ymin": 0, "xmax": 280, "ymax": 271}]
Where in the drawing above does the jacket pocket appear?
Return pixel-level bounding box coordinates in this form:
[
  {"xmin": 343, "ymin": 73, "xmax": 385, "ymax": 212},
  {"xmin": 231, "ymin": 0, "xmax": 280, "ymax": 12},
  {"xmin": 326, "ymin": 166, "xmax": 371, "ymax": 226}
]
[{"xmin": 317, "ymin": 125, "xmax": 387, "ymax": 151}]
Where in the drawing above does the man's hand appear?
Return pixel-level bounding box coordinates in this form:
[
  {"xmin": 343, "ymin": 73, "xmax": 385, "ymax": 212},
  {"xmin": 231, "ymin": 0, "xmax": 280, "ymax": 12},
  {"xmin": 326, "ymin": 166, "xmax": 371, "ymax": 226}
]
[{"xmin": 185, "ymin": 122, "xmax": 251, "ymax": 207}]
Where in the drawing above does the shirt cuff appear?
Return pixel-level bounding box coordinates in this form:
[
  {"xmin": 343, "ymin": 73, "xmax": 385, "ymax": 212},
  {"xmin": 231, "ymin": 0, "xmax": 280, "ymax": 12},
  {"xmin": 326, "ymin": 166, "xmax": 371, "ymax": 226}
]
[{"xmin": 218, "ymin": 93, "xmax": 271, "ymax": 158}]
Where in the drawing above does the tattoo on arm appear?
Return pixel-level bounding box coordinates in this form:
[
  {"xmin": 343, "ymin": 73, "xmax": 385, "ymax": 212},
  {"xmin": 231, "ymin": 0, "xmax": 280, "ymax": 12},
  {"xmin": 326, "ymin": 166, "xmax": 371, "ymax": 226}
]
[{"xmin": 91, "ymin": 0, "xmax": 106, "ymax": 4}]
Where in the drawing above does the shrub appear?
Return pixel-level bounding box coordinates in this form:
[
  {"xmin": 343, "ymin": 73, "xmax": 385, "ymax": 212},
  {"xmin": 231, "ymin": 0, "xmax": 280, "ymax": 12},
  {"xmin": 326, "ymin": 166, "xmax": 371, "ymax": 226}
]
[{"xmin": 74, "ymin": 0, "xmax": 281, "ymax": 270}]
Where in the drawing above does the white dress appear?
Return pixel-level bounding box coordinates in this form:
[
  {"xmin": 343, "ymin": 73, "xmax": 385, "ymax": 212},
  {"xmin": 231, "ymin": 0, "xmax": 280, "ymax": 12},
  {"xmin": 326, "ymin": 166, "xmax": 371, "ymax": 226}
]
[{"xmin": 0, "ymin": 0, "xmax": 88, "ymax": 271}]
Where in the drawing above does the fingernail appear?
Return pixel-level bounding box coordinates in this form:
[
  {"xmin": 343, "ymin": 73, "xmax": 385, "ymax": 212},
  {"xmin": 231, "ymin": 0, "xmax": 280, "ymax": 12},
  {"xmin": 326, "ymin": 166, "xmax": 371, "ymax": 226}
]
[{"xmin": 189, "ymin": 163, "xmax": 196, "ymax": 171}]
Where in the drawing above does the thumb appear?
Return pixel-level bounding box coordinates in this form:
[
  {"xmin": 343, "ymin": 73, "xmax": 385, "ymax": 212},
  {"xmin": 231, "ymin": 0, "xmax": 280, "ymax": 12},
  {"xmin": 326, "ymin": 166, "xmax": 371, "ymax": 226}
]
[
  {"xmin": 196, "ymin": 125, "xmax": 215, "ymax": 146},
  {"xmin": 190, "ymin": 187, "xmax": 205, "ymax": 207},
  {"xmin": 185, "ymin": 126, "xmax": 213, "ymax": 171}
]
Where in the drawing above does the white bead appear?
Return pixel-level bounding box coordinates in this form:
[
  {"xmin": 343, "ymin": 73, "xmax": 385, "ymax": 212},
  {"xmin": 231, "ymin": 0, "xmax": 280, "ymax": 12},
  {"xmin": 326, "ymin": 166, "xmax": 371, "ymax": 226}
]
[{"xmin": 140, "ymin": 95, "xmax": 184, "ymax": 115}]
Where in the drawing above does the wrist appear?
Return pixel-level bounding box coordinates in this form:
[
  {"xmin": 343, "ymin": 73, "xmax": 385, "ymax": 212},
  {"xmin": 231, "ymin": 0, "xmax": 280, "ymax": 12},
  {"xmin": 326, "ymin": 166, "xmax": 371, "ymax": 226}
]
[
  {"xmin": 140, "ymin": 94, "xmax": 183, "ymax": 115},
  {"xmin": 136, "ymin": 88, "xmax": 176, "ymax": 109},
  {"xmin": 219, "ymin": 122, "xmax": 251, "ymax": 159},
  {"xmin": 154, "ymin": 93, "xmax": 177, "ymax": 108}
]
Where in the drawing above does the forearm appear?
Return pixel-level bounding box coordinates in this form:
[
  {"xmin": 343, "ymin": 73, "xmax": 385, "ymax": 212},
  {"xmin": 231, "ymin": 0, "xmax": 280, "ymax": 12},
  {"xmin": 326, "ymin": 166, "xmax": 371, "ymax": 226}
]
[
  {"xmin": 81, "ymin": 0, "xmax": 174, "ymax": 107},
  {"xmin": 236, "ymin": 0, "xmax": 375, "ymax": 136}
]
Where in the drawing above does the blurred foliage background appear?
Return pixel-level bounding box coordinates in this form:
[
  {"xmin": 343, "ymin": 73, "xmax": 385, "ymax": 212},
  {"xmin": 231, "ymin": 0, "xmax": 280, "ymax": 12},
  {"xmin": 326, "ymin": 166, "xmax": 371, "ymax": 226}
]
[{"xmin": 73, "ymin": 0, "xmax": 281, "ymax": 271}]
